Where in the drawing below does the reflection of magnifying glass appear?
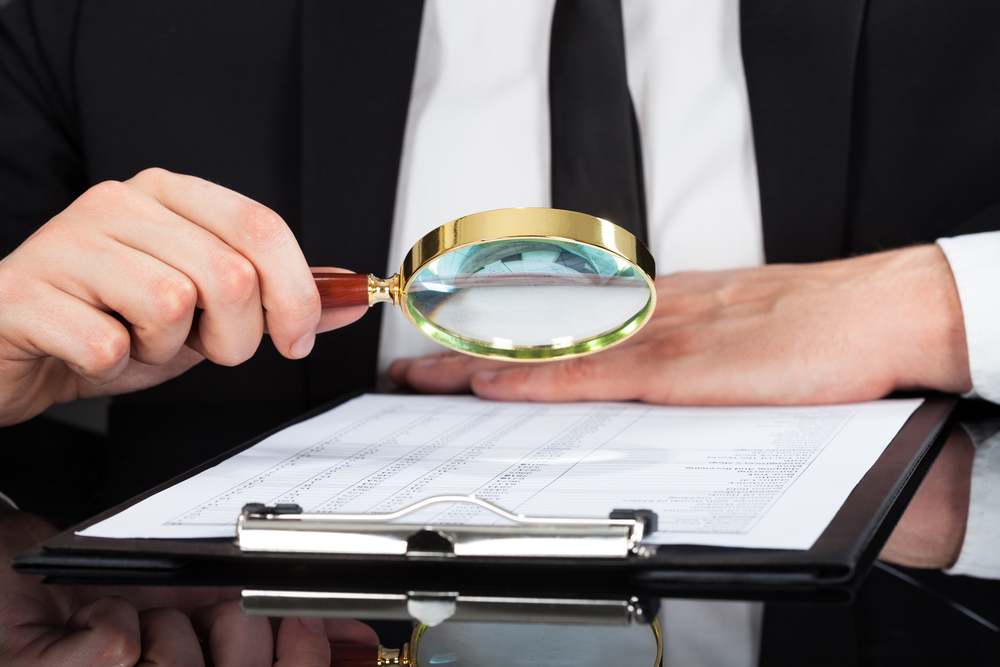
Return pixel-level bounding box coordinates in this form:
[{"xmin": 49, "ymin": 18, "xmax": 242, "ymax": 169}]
[
  {"xmin": 330, "ymin": 619, "xmax": 663, "ymax": 666},
  {"xmin": 313, "ymin": 208, "xmax": 656, "ymax": 360}
]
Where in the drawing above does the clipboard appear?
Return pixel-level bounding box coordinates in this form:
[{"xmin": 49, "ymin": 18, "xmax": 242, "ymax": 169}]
[{"xmin": 14, "ymin": 392, "xmax": 956, "ymax": 625}]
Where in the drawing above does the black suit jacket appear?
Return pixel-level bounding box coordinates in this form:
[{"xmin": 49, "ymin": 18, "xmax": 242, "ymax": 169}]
[
  {"xmin": 1, "ymin": 1, "xmax": 999, "ymax": 664},
  {"xmin": 3, "ymin": 0, "xmax": 999, "ymax": 408}
]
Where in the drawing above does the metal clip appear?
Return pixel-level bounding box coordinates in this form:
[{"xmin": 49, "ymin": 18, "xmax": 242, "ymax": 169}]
[{"xmin": 237, "ymin": 495, "xmax": 657, "ymax": 559}]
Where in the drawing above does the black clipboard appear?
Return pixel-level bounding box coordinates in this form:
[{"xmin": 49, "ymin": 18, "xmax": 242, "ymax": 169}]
[{"xmin": 14, "ymin": 392, "xmax": 956, "ymax": 622}]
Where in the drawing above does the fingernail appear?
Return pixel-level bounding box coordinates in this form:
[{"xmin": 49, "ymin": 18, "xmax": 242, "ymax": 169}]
[
  {"xmin": 290, "ymin": 333, "xmax": 315, "ymax": 359},
  {"xmin": 299, "ymin": 616, "xmax": 326, "ymax": 635},
  {"xmin": 476, "ymin": 371, "xmax": 498, "ymax": 383},
  {"xmin": 413, "ymin": 357, "xmax": 439, "ymax": 369}
]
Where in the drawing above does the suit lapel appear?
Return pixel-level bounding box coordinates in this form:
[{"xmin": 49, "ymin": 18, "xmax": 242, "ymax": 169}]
[
  {"xmin": 299, "ymin": 0, "xmax": 424, "ymax": 403},
  {"xmin": 741, "ymin": 0, "xmax": 867, "ymax": 263}
]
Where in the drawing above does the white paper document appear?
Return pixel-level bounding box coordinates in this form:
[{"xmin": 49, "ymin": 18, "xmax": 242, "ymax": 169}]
[{"xmin": 81, "ymin": 394, "xmax": 922, "ymax": 550}]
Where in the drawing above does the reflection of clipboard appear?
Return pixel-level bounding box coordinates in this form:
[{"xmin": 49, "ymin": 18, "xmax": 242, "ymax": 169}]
[{"xmin": 15, "ymin": 393, "xmax": 955, "ymax": 625}]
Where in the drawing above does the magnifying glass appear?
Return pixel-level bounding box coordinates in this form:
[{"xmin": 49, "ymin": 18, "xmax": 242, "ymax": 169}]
[
  {"xmin": 330, "ymin": 619, "xmax": 663, "ymax": 667},
  {"xmin": 313, "ymin": 208, "xmax": 656, "ymax": 361}
]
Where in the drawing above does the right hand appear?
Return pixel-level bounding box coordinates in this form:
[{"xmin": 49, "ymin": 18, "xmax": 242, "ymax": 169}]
[
  {"xmin": 880, "ymin": 424, "xmax": 975, "ymax": 569},
  {"xmin": 0, "ymin": 507, "xmax": 379, "ymax": 666},
  {"xmin": 390, "ymin": 245, "xmax": 971, "ymax": 405},
  {"xmin": 0, "ymin": 168, "xmax": 367, "ymax": 426}
]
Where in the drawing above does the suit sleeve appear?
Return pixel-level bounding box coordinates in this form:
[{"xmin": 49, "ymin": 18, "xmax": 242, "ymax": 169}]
[{"xmin": 0, "ymin": 0, "xmax": 87, "ymax": 257}]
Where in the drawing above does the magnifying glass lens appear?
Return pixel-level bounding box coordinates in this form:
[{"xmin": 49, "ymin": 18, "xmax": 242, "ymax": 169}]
[
  {"xmin": 405, "ymin": 239, "xmax": 652, "ymax": 358},
  {"xmin": 313, "ymin": 209, "xmax": 656, "ymax": 359},
  {"xmin": 414, "ymin": 621, "xmax": 660, "ymax": 667}
]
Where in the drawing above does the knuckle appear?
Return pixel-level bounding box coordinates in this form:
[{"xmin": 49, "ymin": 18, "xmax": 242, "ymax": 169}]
[
  {"xmin": 235, "ymin": 203, "xmax": 289, "ymax": 248},
  {"xmin": 654, "ymin": 329, "xmax": 696, "ymax": 358},
  {"xmin": 558, "ymin": 356, "xmax": 597, "ymax": 383},
  {"xmin": 279, "ymin": 287, "xmax": 322, "ymax": 325},
  {"xmin": 89, "ymin": 624, "xmax": 140, "ymax": 666},
  {"xmin": 78, "ymin": 180, "xmax": 133, "ymax": 212},
  {"xmin": 201, "ymin": 328, "xmax": 261, "ymax": 368},
  {"xmin": 149, "ymin": 275, "xmax": 198, "ymax": 327},
  {"xmin": 131, "ymin": 166, "xmax": 173, "ymax": 190},
  {"xmin": 715, "ymin": 282, "xmax": 742, "ymax": 307},
  {"xmin": 211, "ymin": 344, "xmax": 258, "ymax": 368},
  {"xmin": 83, "ymin": 327, "xmax": 131, "ymax": 376},
  {"xmin": 208, "ymin": 250, "xmax": 259, "ymax": 308},
  {"xmin": 31, "ymin": 217, "xmax": 75, "ymax": 247}
]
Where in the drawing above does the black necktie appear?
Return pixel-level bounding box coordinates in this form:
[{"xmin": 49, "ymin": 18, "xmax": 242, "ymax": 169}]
[{"xmin": 549, "ymin": 0, "xmax": 648, "ymax": 244}]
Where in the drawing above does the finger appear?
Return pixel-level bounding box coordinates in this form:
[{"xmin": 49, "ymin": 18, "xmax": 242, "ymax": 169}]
[
  {"xmin": 316, "ymin": 306, "xmax": 367, "ymax": 333},
  {"xmin": 129, "ymin": 169, "xmax": 320, "ymax": 359},
  {"xmin": 95, "ymin": 585, "xmax": 244, "ymax": 616},
  {"xmin": 78, "ymin": 179, "xmax": 266, "ymax": 366},
  {"xmin": 310, "ymin": 268, "xmax": 368, "ymax": 333},
  {"xmin": 137, "ymin": 607, "xmax": 205, "ymax": 667},
  {"xmin": 469, "ymin": 347, "xmax": 649, "ymax": 402},
  {"xmin": 191, "ymin": 599, "xmax": 272, "ymax": 667},
  {"xmin": 389, "ymin": 353, "xmax": 513, "ymax": 393},
  {"xmin": 52, "ymin": 596, "xmax": 142, "ymax": 667},
  {"xmin": 274, "ymin": 616, "xmax": 331, "ymax": 667},
  {"xmin": 323, "ymin": 618, "xmax": 379, "ymax": 644},
  {"xmin": 2, "ymin": 282, "xmax": 131, "ymax": 385},
  {"xmin": 77, "ymin": 346, "xmax": 205, "ymax": 399},
  {"xmin": 62, "ymin": 242, "xmax": 200, "ymax": 366}
]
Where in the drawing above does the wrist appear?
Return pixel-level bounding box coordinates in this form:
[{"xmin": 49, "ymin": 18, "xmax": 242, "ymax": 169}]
[{"xmin": 873, "ymin": 245, "xmax": 971, "ymax": 394}]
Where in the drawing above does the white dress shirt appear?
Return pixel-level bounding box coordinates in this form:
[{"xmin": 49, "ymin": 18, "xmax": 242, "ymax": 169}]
[
  {"xmin": 938, "ymin": 232, "xmax": 1000, "ymax": 577},
  {"xmin": 381, "ymin": 1, "xmax": 762, "ymax": 665},
  {"xmin": 948, "ymin": 418, "xmax": 1000, "ymax": 579}
]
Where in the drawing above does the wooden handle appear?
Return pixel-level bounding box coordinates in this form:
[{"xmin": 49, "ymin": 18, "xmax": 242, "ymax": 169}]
[
  {"xmin": 328, "ymin": 643, "xmax": 380, "ymax": 667},
  {"xmin": 314, "ymin": 272, "xmax": 370, "ymax": 309}
]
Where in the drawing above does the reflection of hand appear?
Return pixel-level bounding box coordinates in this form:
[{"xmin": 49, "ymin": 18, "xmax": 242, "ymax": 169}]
[
  {"xmin": 880, "ymin": 425, "xmax": 974, "ymax": 569},
  {"xmin": 0, "ymin": 509, "xmax": 377, "ymax": 665},
  {"xmin": 391, "ymin": 245, "xmax": 972, "ymax": 404},
  {"xmin": 0, "ymin": 169, "xmax": 366, "ymax": 427}
]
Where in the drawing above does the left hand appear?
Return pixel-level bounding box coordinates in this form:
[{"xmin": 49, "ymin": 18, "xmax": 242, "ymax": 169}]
[{"xmin": 390, "ymin": 245, "xmax": 972, "ymax": 405}]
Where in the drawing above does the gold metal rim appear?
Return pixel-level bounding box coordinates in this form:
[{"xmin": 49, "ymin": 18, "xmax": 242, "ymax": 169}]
[
  {"xmin": 651, "ymin": 617, "xmax": 664, "ymax": 667},
  {"xmin": 399, "ymin": 208, "xmax": 655, "ymax": 286},
  {"xmin": 396, "ymin": 208, "xmax": 657, "ymax": 362}
]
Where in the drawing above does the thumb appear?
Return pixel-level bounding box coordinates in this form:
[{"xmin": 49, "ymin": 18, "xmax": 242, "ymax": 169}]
[{"xmin": 77, "ymin": 346, "xmax": 204, "ymax": 399}]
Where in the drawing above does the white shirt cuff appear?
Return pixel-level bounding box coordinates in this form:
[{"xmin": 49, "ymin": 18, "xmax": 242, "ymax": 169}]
[
  {"xmin": 946, "ymin": 419, "xmax": 1000, "ymax": 579},
  {"xmin": 937, "ymin": 232, "xmax": 1000, "ymax": 404}
]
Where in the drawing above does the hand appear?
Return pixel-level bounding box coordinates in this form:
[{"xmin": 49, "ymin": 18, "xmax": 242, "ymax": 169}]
[
  {"xmin": 390, "ymin": 245, "xmax": 972, "ymax": 404},
  {"xmin": 0, "ymin": 169, "xmax": 367, "ymax": 426},
  {"xmin": 0, "ymin": 508, "xmax": 378, "ymax": 666},
  {"xmin": 880, "ymin": 425, "xmax": 974, "ymax": 569}
]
